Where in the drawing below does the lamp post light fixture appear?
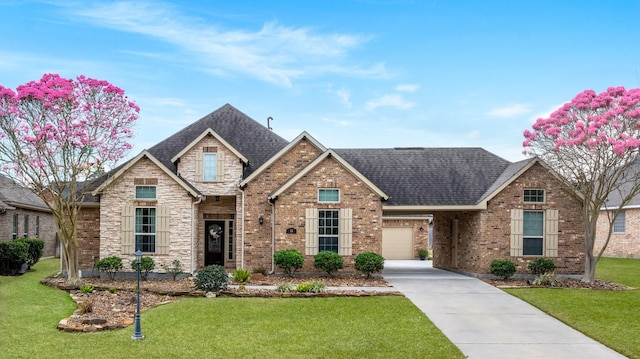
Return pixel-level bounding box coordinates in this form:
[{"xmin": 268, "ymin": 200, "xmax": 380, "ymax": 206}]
[{"xmin": 131, "ymin": 249, "xmax": 145, "ymax": 340}]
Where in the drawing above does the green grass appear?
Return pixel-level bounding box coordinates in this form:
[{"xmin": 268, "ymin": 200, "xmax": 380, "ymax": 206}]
[
  {"xmin": 505, "ymin": 257, "xmax": 640, "ymax": 359},
  {"xmin": 0, "ymin": 259, "xmax": 464, "ymax": 359}
]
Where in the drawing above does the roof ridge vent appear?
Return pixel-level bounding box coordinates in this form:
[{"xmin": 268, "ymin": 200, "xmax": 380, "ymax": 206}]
[{"xmin": 393, "ymin": 147, "xmax": 425, "ymax": 150}]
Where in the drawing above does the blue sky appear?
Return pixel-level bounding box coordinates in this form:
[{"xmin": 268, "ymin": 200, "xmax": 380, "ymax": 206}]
[{"xmin": 1, "ymin": 0, "xmax": 639, "ymax": 162}]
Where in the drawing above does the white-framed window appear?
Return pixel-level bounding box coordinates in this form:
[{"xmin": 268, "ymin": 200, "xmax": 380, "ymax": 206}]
[
  {"xmin": 23, "ymin": 215, "xmax": 29, "ymax": 237},
  {"xmin": 318, "ymin": 188, "xmax": 340, "ymax": 203},
  {"xmin": 12, "ymin": 214, "xmax": 18, "ymax": 239},
  {"xmin": 135, "ymin": 207, "xmax": 156, "ymax": 252},
  {"xmin": 318, "ymin": 210, "xmax": 339, "ymax": 252},
  {"xmin": 613, "ymin": 211, "xmax": 625, "ymax": 233},
  {"xmin": 523, "ymin": 210, "xmax": 544, "ymax": 255},
  {"xmin": 135, "ymin": 186, "xmax": 157, "ymax": 199},
  {"xmin": 523, "ymin": 189, "xmax": 545, "ymax": 203},
  {"xmin": 203, "ymin": 153, "xmax": 218, "ymax": 181}
]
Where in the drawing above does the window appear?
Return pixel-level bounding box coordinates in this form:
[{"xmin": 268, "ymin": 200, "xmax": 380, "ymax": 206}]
[
  {"xmin": 12, "ymin": 214, "xmax": 18, "ymax": 239},
  {"xmin": 613, "ymin": 211, "xmax": 626, "ymax": 233},
  {"xmin": 135, "ymin": 186, "xmax": 157, "ymax": 199},
  {"xmin": 523, "ymin": 211, "xmax": 544, "ymax": 255},
  {"xmin": 228, "ymin": 221, "xmax": 234, "ymax": 260},
  {"xmin": 23, "ymin": 215, "xmax": 29, "ymax": 237},
  {"xmin": 318, "ymin": 210, "xmax": 339, "ymax": 253},
  {"xmin": 523, "ymin": 189, "xmax": 545, "ymax": 203},
  {"xmin": 35, "ymin": 216, "xmax": 40, "ymax": 237},
  {"xmin": 203, "ymin": 153, "xmax": 217, "ymax": 181},
  {"xmin": 135, "ymin": 207, "xmax": 156, "ymax": 252},
  {"xmin": 318, "ymin": 189, "xmax": 340, "ymax": 203}
]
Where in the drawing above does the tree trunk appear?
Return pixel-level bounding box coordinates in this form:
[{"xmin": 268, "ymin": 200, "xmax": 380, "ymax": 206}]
[{"xmin": 583, "ymin": 250, "xmax": 597, "ymax": 282}]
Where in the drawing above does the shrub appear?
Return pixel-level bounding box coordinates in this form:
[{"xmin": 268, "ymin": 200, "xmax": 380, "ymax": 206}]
[
  {"xmin": 108, "ymin": 287, "xmax": 117, "ymax": 294},
  {"xmin": 195, "ymin": 265, "xmax": 228, "ymax": 292},
  {"xmin": 131, "ymin": 256, "xmax": 155, "ymax": 280},
  {"xmin": 80, "ymin": 285, "xmax": 94, "ymax": 294},
  {"xmin": 95, "ymin": 256, "xmax": 123, "ymax": 280},
  {"xmin": 232, "ymin": 268, "xmax": 251, "ymax": 283},
  {"xmin": 489, "ymin": 259, "xmax": 517, "ymax": 280},
  {"xmin": 354, "ymin": 252, "xmax": 385, "ymax": 278},
  {"xmin": 274, "ymin": 249, "xmax": 304, "ymax": 277},
  {"xmin": 313, "ymin": 251, "xmax": 343, "ymax": 276},
  {"xmin": 0, "ymin": 240, "xmax": 29, "ymax": 275},
  {"xmin": 418, "ymin": 249, "xmax": 429, "ymax": 259},
  {"xmin": 532, "ymin": 272, "xmax": 564, "ymax": 287},
  {"xmin": 161, "ymin": 259, "xmax": 184, "ymax": 280},
  {"xmin": 17, "ymin": 238, "xmax": 44, "ymax": 267},
  {"xmin": 296, "ymin": 281, "xmax": 325, "ymax": 293},
  {"xmin": 277, "ymin": 282, "xmax": 295, "ymax": 293},
  {"xmin": 527, "ymin": 258, "xmax": 556, "ymax": 275},
  {"xmin": 77, "ymin": 298, "xmax": 94, "ymax": 314}
]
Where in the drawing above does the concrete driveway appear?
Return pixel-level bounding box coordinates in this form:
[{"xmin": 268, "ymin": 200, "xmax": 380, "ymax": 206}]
[{"xmin": 383, "ymin": 260, "xmax": 626, "ymax": 359}]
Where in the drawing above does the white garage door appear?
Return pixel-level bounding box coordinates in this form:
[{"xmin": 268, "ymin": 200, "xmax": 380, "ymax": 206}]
[{"xmin": 382, "ymin": 227, "xmax": 414, "ymax": 259}]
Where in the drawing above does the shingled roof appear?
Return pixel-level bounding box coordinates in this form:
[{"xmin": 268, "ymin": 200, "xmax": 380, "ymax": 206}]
[
  {"xmin": 334, "ymin": 147, "xmax": 512, "ymax": 206},
  {"xmin": 147, "ymin": 104, "xmax": 288, "ymax": 177},
  {"xmin": 0, "ymin": 174, "xmax": 50, "ymax": 212}
]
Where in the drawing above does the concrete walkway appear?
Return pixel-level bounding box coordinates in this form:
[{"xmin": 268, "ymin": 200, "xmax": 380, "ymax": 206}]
[{"xmin": 383, "ymin": 260, "xmax": 626, "ymax": 359}]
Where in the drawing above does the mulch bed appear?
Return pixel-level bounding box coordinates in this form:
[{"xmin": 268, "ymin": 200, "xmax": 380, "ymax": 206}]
[
  {"xmin": 482, "ymin": 277, "xmax": 633, "ymax": 291},
  {"xmin": 41, "ymin": 272, "xmax": 397, "ymax": 332}
]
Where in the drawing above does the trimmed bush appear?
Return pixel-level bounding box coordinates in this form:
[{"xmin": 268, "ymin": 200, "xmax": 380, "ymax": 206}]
[
  {"xmin": 274, "ymin": 249, "xmax": 304, "ymax": 277},
  {"xmin": 17, "ymin": 238, "xmax": 44, "ymax": 267},
  {"xmin": 131, "ymin": 256, "xmax": 155, "ymax": 280},
  {"xmin": 232, "ymin": 268, "xmax": 251, "ymax": 283},
  {"xmin": 195, "ymin": 265, "xmax": 228, "ymax": 292},
  {"xmin": 96, "ymin": 256, "xmax": 123, "ymax": 280},
  {"xmin": 313, "ymin": 251, "xmax": 343, "ymax": 276},
  {"xmin": 0, "ymin": 240, "xmax": 29, "ymax": 275},
  {"xmin": 354, "ymin": 252, "xmax": 385, "ymax": 278},
  {"xmin": 489, "ymin": 259, "xmax": 517, "ymax": 280},
  {"xmin": 527, "ymin": 258, "xmax": 556, "ymax": 275}
]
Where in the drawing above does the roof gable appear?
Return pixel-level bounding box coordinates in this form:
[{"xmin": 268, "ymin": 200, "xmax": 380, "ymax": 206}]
[
  {"xmin": 91, "ymin": 150, "xmax": 202, "ymax": 198},
  {"xmin": 147, "ymin": 104, "xmax": 288, "ymax": 177},
  {"xmin": 268, "ymin": 149, "xmax": 388, "ymax": 201},
  {"xmin": 240, "ymin": 131, "xmax": 327, "ymax": 187},
  {"xmin": 170, "ymin": 128, "xmax": 249, "ymax": 164}
]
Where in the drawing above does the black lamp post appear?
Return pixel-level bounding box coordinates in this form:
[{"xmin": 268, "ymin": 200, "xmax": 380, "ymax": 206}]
[{"xmin": 131, "ymin": 249, "xmax": 145, "ymax": 340}]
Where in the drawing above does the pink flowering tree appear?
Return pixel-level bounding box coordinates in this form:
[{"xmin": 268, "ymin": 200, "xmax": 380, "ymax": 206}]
[
  {"xmin": 523, "ymin": 86, "xmax": 640, "ymax": 282},
  {"xmin": 0, "ymin": 74, "xmax": 139, "ymax": 283}
]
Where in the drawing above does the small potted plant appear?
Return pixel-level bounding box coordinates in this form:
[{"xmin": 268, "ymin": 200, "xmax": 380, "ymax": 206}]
[{"xmin": 418, "ymin": 249, "xmax": 429, "ymax": 260}]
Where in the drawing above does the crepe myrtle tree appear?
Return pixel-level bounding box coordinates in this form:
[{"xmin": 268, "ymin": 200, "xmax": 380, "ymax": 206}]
[
  {"xmin": 0, "ymin": 74, "xmax": 139, "ymax": 283},
  {"xmin": 523, "ymin": 86, "xmax": 640, "ymax": 282}
]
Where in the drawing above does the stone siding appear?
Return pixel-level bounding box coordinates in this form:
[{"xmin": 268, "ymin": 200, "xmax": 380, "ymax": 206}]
[
  {"xmin": 98, "ymin": 157, "xmax": 195, "ymax": 272},
  {"xmin": 595, "ymin": 208, "xmax": 640, "ymax": 258},
  {"xmin": 433, "ymin": 163, "xmax": 585, "ymax": 275}
]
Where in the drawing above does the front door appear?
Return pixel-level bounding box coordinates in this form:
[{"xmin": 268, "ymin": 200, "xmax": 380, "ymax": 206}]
[{"xmin": 205, "ymin": 220, "xmax": 225, "ymax": 266}]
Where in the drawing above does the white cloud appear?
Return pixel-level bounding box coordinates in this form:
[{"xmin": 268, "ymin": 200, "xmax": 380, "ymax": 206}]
[
  {"xmin": 394, "ymin": 84, "xmax": 420, "ymax": 92},
  {"xmin": 321, "ymin": 117, "xmax": 351, "ymax": 127},
  {"xmin": 64, "ymin": 1, "xmax": 388, "ymax": 87},
  {"xmin": 366, "ymin": 94, "xmax": 415, "ymax": 111},
  {"xmin": 336, "ymin": 88, "xmax": 352, "ymax": 108},
  {"xmin": 466, "ymin": 130, "xmax": 480, "ymax": 139},
  {"xmin": 486, "ymin": 103, "xmax": 532, "ymax": 118}
]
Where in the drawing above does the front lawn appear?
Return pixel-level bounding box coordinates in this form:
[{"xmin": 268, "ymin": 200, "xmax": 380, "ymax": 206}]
[
  {"xmin": 505, "ymin": 257, "xmax": 640, "ymax": 359},
  {"xmin": 0, "ymin": 258, "xmax": 464, "ymax": 359}
]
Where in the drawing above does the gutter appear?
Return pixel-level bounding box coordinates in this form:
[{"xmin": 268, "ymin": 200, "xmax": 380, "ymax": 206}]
[
  {"xmin": 239, "ymin": 185, "xmax": 246, "ymax": 269},
  {"xmin": 270, "ymin": 200, "xmax": 276, "ymax": 274},
  {"xmin": 191, "ymin": 195, "xmax": 204, "ymax": 274}
]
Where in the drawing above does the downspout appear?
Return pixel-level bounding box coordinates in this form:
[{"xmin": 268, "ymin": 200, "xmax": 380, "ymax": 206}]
[
  {"xmin": 239, "ymin": 186, "xmax": 246, "ymax": 268},
  {"xmin": 270, "ymin": 200, "xmax": 276, "ymax": 274},
  {"xmin": 191, "ymin": 195, "xmax": 203, "ymax": 274}
]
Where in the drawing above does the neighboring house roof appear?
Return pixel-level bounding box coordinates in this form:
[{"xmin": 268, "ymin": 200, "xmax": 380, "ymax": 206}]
[
  {"xmin": 335, "ymin": 147, "xmax": 511, "ymax": 207},
  {"xmin": 147, "ymin": 104, "xmax": 288, "ymax": 177},
  {"xmin": 0, "ymin": 174, "xmax": 50, "ymax": 212},
  {"xmin": 602, "ymin": 158, "xmax": 640, "ymax": 209},
  {"xmin": 268, "ymin": 149, "xmax": 389, "ymax": 201}
]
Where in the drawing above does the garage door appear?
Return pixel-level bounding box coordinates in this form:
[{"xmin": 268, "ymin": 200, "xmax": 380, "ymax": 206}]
[{"xmin": 382, "ymin": 227, "xmax": 413, "ymax": 259}]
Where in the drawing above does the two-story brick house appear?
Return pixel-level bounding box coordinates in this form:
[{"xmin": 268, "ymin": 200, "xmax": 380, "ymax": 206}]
[{"xmin": 77, "ymin": 104, "xmax": 585, "ymax": 277}]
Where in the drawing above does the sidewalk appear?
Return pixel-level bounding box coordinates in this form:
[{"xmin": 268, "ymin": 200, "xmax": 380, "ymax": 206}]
[{"xmin": 382, "ymin": 260, "xmax": 626, "ymax": 359}]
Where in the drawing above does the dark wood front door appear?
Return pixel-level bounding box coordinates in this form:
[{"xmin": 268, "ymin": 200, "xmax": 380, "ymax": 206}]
[{"xmin": 205, "ymin": 220, "xmax": 225, "ymax": 266}]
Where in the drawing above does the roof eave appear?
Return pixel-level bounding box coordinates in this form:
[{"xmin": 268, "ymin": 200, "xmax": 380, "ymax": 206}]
[{"xmin": 382, "ymin": 203, "xmax": 487, "ymax": 213}]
